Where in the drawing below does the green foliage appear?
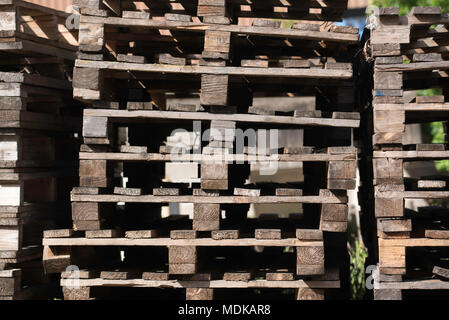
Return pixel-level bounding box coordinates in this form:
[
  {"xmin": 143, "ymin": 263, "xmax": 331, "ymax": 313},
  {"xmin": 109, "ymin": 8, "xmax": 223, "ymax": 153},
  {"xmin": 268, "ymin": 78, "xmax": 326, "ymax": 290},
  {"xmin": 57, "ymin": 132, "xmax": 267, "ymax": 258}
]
[
  {"xmin": 372, "ymin": 0, "xmax": 449, "ymax": 14},
  {"xmin": 429, "ymin": 122, "xmax": 449, "ymax": 171},
  {"xmin": 349, "ymin": 239, "xmax": 368, "ymax": 300},
  {"xmin": 417, "ymin": 90, "xmax": 449, "ymax": 172}
]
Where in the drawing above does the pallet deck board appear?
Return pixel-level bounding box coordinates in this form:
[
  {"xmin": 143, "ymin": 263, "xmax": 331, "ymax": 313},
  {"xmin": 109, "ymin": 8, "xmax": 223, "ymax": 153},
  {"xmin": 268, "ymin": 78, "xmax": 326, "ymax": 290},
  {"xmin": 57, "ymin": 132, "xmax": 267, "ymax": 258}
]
[
  {"xmin": 78, "ymin": 152, "xmax": 356, "ymax": 162},
  {"xmin": 379, "ymin": 238, "xmax": 449, "ymax": 247},
  {"xmin": 75, "ymin": 60, "xmax": 353, "ymax": 80},
  {"xmin": 70, "ymin": 194, "xmax": 348, "ymax": 204},
  {"xmin": 83, "ymin": 109, "xmax": 360, "ymax": 128},
  {"xmin": 373, "ymin": 151, "xmax": 449, "ymax": 159},
  {"xmin": 79, "ymin": 15, "xmax": 359, "ymax": 43},
  {"xmin": 60, "ymin": 278, "xmax": 339, "ymax": 289},
  {"xmin": 376, "ymin": 279, "xmax": 449, "ymax": 290},
  {"xmin": 44, "ymin": 237, "xmax": 323, "ymax": 247}
]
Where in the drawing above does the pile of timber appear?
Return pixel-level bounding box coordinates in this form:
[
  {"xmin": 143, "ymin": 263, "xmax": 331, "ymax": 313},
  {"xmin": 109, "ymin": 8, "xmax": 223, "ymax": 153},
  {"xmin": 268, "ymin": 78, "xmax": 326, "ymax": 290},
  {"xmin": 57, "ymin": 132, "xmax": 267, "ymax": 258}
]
[
  {"xmin": 0, "ymin": 1, "xmax": 81, "ymax": 299},
  {"xmin": 43, "ymin": 0, "xmax": 360, "ymax": 300},
  {"xmin": 360, "ymin": 6, "xmax": 449, "ymax": 300}
]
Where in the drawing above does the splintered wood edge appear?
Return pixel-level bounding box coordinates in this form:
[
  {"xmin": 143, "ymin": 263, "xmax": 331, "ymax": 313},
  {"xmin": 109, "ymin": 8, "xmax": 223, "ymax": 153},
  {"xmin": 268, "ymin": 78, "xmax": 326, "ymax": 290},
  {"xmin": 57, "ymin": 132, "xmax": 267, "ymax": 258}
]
[
  {"xmin": 60, "ymin": 279, "xmax": 339, "ymax": 289},
  {"xmin": 43, "ymin": 238, "xmax": 324, "ymax": 247}
]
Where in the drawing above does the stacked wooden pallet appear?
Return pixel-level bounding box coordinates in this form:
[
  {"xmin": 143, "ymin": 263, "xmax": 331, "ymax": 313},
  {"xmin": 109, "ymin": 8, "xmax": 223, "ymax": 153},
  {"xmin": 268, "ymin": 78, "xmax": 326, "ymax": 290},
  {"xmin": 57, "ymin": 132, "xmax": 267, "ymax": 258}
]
[
  {"xmin": 361, "ymin": 6, "xmax": 449, "ymax": 300},
  {"xmin": 42, "ymin": 0, "xmax": 359, "ymax": 300},
  {"xmin": 0, "ymin": 0, "xmax": 81, "ymax": 299}
]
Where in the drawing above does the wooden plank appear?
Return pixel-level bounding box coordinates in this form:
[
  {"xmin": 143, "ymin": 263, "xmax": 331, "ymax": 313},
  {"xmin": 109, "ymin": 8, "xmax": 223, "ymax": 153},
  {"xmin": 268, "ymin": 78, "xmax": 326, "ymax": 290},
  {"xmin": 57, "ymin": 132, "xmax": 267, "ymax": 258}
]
[
  {"xmin": 170, "ymin": 230, "xmax": 196, "ymax": 239},
  {"xmin": 266, "ymin": 272, "xmax": 294, "ymax": 281},
  {"xmin": 328, "ymin": 161, "xmax": 356, "ymax": 180},
  {"xmin": 117, "ymin": 54, "xmax": 146, "ymax": 64},
  {"xmin": 43, "ymin": 229, "xmax": 74, "ymax": 238},
  {"xmin": 376, "ymin": 280, "xmax": 449, "ymax": 290},
  {"xmin": 156, "ymin": 53, "xmax": 186, "ymax": 66},
  {"xmin": 433, "ymin": 266, "xmax": 449, "ymax": 279},
  {"xmin": 169, "ymin": 246, "xmax": 197, "ymax": 264},
  {"xmin": 376, "ymin": 190, "xmax": 449, "ymax": 199},
  {"xmin": 83, "ymin": 109, "xmax": 360, "ymax": 128},
  {"xmin": 71, "ymin": 202, "xmax": 103, "ymax": 221},
  {"xmin": 79, "ymin": 15, "xmax": 359, "ymax": 43},
  {"xmin": 100, "ymin": 271, "xmax": 135, "ymax": 280},
  {"xmin": 379, "ymin": 238, "xmax": 449, "ymax": 247},
  {"xmin": 78, "ymin": 152, "xmax": 357, "ymax": 162},
  {"xmin": 371, "ymin": 26, "xmax": 410, "ymax": 45},
  {"xmin": 75, "ymin": 60, "xmax": 353, "ymax": 79},
  {"xmin": 125, "ymin": 230, "xmax": 158, "ymax": 239},
  {"xmin": 0, "ymin": 228, "xmax": 19, "ymax": 251},
  {"xmin": 193, "ymin": 203, "xmax": 220, "ymax": 231},
  {"xmin": 296, "ymin": 288, "xmax": 324, "ymax": 300},
  {"xmin": 61, "ymin": 278, "xmax": 339, "ymax": 289},
  {"xmin": 200, "ymin": 74, "xmax": 229, "ymax": 106},
  {"xmin": 379, "ymin": 219, "xmax": 412, "ymax": 233},
  {"xmin": 142, "ymin": 272, "xmax": 169, "ymax": 281},
  {"xmin": 417, "ymin": 180, "xmax": 446, "ymax": 189},
  {"xmin": 425, "ymin": 230, "xmax": 449, "ymax": 239},
  {"xmin": 223, "ymin": 272, "xmax": 251, "ymax": 281},
  {"xmin": 297, "ymin": 246, "xmax": 325, "ymax": 275},
  {"xmin": 275, "ymin": 188, "xmax": 303, "ymax": 196},
  {"xmin": 376, "ymin": 60, "xmax": 449, "ymax": 72},
  {"xmin": 86, "ymin": 230, "xmax": 120, "ymax": 238},
  {"xmin": 70, "ymin": 194, "xmax": 347, "ymax": 204},
  {"xmin": 252, "ymin": 19, "xmax": 281, "ymax": 28},
  {"xmin": 43, "ymin": 238, "xmax": 324, "ymax": 247},
  {"xmin": 234, "ymin": 188, "xmax": 260, "ymax": 197},
  {"xmin": 114, "ymin": 187, "xmax": 142, "ymax": 196},
  {"xmin": 296, "ymin": 229, "xmax": 323, "ymax": 241},
  {"xmin": 186, "ymin": 288, "xmax": 213, "ymax": 300},
  {"xmin": 255, "ymin": 229, "xmax": 281, "ymax": 240},
  {"xmin": 204, "ymin": 30, "xmax": 230, "ymax": 54},
  {"xmin": 374, "ymin": 150, "xmax": 449, "ymax": 159},
  {"xmin": 374, "ymin": 289, "xmax": 402, "ymax": 300},
  {"xmin": 211, "ymin": 230, "xmax": 239, "ymax": 240},
  {"xmin": 153, "ymin": 188, "xmax": 179, "ymax": 196},
  {"xmin": 379, "ymin": 246, "xmax": 406, "ymax": 269}
]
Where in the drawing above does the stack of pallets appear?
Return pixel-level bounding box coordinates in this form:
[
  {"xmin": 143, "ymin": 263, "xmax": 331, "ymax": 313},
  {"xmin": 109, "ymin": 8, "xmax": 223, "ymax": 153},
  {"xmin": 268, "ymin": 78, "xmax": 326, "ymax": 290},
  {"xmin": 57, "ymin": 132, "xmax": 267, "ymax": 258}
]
[
  {"xmin": 0, "ymin": 0, "xmax": 81, "ymax": 299},
  {"xmin": 360, "ymin": 6, "xmax": 449, "ymax": 300},
  {"xmin": 42, "ymin": 0, "xmax": 360, "ymax": 300}
]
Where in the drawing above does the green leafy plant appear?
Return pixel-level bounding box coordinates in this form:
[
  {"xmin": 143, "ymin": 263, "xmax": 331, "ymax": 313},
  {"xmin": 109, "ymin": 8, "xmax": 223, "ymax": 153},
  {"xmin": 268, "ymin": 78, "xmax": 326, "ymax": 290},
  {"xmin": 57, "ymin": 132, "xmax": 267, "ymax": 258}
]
[
  {"xmin": 349, "ymin": 239, "xmax": 368, "ymax": 300},
  {"xmin": 372, "ymin": 0, "xmax": 449, "ymax": 14}
]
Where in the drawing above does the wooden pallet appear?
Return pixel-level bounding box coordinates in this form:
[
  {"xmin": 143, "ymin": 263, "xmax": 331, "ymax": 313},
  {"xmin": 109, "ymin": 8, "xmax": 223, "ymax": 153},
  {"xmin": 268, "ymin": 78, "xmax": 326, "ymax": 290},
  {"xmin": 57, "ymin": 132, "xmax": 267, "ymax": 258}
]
[
  {"xmin": 0, "ymin": 0, "xmax": 78, "ymax": 60},
  {"xmin": 72, "ymin": 2, "xmax": 357, "ymax": 105},
  {"xmin": 73, "ymin": 0, "xmax": 349, "ymax": 21},
  {"xmin": 43, "ymin": 226, "xmax": 347, "ymax": 300},
  {"xmin": 0, "ymin": 1, "xmax": 83, "ymax": 300},
  {"xmin": 359, "ymin": 6, "xmax": 449, "ymax": 300},
  {"xmin": 0, "ymin": 266, "xmax": 55, "ymax": 300},
  {"xmin": 30, "ymin": 0, "xmax": 359, "ymax": 301}
]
